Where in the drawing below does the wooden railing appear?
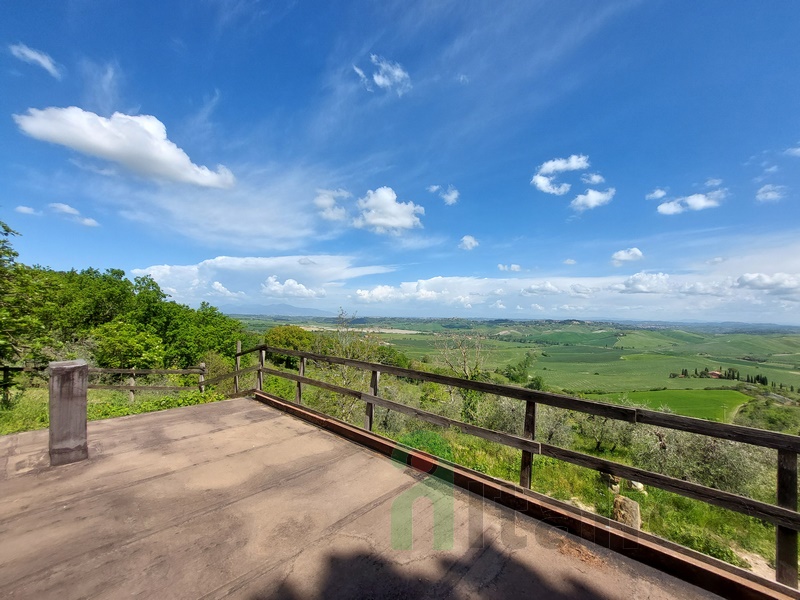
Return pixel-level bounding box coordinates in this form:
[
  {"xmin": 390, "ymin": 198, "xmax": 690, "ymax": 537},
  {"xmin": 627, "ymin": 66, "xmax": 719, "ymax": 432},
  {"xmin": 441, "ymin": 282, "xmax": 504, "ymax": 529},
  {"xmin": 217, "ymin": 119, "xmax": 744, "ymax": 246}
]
[
  {"xmin": 87, "ymin": 364, "xmax": 206, "ymax": 401},
  {"xmin": 229, "ymin": 343, "xmax": 800, "ymax": 588}
]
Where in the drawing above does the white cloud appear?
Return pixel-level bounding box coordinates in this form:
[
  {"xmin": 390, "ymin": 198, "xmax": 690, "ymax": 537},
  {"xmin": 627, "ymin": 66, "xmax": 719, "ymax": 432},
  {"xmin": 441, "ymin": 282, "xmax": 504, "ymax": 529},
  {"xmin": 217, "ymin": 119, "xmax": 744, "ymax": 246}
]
[
  {"xmin": 133, "ymin": 254, "xmax": 393, "ymax": 304},
  {"xmin": 537, "ymin": 154, "xmax": 590, "ymax": 176},
  {"xmin": 498, "ymin": 264, "xmax": 521, "ymax": 272},
  {"xmin": 491, "ymin": 300, "xmax": 506, "ymax": 309},
  {"xmin": 530, "ymin": 154, "xmax": 590, "ymax": 196},
  {"xmin": 581, "ymin": 173, "xmax": 605, "ymax": 185},
  {"xmin": 49, "ymin": 202, "xmax": 80, "ymax": 215},
  {"xmin": 47, "ymin": 202, "xmax": 99, "ymax": 226},
  {"xmin": 261, "ymin": 275, "xmax": 325, "ymax": 298},
  {"xmin": 784, "ymin": 146, "xmax": 800, "ymax": 157},
  {"xmin": 563, "ymin": 258, "xmax": 576, "ymax": 265},
  {"xmin": 314, "ymin": 188, "xmax": 350, "ymax": 221},
  {"xmin": 459, "ymin": 235, "xmax": 479, "ymax": 250},
  {"xmin": 353, "ymin": 65, "xmax": 370, "ymax": 90},
  {"xmin": 611, "ymin": 247, "xmax": 643, "ymax": 266},
  {"xmin": 617, "ymin": 272, "xmax": 670, "ymax": 294},
  {"xmin": 353, "ymin": 186, "xmax": 424, "ymax": 234},
  {"xmin": 210, "ymin": 281, "xmax": 245, "ymax": 298},
  {"xmin": 736, "ymin": 273, "xmax": 800, "ymax": 295},
  {"xmin": 427, "ymin": 184, "xmax": 459, "ymax": 205},
  {"xmin": 531, "ymin": 303, "xmax": 545, "ymax": 311},
  {"xmin": 77, "ymin": 217, "xmax": 100, "ymax": 227},
  {"xmin": 531, "ymin": 174, "xmax": 570, "ymax": 196},
  {"xmin": 15, "ymin": 205, "xmax": 41, "ymax": 215},
  {"xmin": 367, "ymin": 54, "xmax": 412, "ymax": 96},
  {"xmin": 521, "ymin": 281, "xmax": 560, "ymax": 295},
  {"xmin": 9, "ymin": 43, "xmax": 61, "ymax": 79},
  {"xmin": 13, "ymin": 107, "xmax": 235, "ymax": 188},
  {"xmin": 705, "ymin": 178, "xmax": 723, "ymax": 187},
  {"xmin": 570, "ymin": 284, "xmax": 592, "ymax": 298},
  {"xmin": 756, "ymin": 184, "xmax": 786, "ymax": 203},
  {"xmin": 657, "ymin": 190, "xmax": 726, "ymax": 215},
  {"xmin": 645, "ymin": 188, "xmax": 667, "ymax": 200},
  {"xmin": 441, "ymin": 185, "xmax": 460, "ymax": 205},
  {"xmin": 570, "ymin": 187, "xmax": 615, "ymax": 212}
]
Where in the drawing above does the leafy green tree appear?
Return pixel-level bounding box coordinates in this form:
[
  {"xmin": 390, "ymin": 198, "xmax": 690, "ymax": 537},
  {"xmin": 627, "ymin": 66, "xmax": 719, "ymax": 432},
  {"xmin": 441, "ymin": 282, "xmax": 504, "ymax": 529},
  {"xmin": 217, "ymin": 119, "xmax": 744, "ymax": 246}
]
[
  {"xmin": 91, "ymin": 320, "xmax": 165, "ymax": 369},
  {"xmin": 264, "ymin": 324, "xmax": 314, "ymax": 368},
  {"xmin": 0, "ymin": 222, "xmax": 47, "ymax": 363}
]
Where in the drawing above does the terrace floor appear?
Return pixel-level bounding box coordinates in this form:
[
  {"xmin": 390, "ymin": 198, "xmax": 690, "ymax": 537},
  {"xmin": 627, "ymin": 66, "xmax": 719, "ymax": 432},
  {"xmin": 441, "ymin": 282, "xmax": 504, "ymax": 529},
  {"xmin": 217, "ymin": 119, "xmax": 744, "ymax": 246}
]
[{"xmin": 0, "ymin": 397, "xmax": 722, "ymax": 599}]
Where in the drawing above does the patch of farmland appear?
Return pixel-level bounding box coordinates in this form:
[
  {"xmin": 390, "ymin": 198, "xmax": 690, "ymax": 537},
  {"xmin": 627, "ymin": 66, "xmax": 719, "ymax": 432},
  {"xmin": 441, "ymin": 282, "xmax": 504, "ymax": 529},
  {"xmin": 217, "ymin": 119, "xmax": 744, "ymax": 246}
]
[{"xmin": 586, "ymin": 389, "xmax": 750, "ymax": 422}]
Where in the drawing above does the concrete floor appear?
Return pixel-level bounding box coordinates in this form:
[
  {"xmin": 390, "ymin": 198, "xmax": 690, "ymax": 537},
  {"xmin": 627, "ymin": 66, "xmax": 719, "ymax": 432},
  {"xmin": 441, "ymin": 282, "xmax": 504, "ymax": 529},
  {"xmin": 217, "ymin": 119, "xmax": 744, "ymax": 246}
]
[{"xmin": 0, "ymin": 398, "xmax": 721, "ymax": 599}]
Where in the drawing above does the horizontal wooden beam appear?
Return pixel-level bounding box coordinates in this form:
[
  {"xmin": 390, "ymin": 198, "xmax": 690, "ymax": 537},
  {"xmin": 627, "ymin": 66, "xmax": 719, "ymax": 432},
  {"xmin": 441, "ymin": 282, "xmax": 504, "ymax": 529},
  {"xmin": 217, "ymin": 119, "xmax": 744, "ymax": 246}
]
[
  {"xmin": 202, "ymin": 365, "xmax": 261, "ymax": 387},
  {"xmin": 88, "ymin": 367, "xmax": 204, "ymax": 375},
  {"xmin": 244, "ymin": 344, "xmax": 800, "ymax": 452},
  {"xmin": 87, "ymin": 385, "xmax": 192, "ymax": 392}
]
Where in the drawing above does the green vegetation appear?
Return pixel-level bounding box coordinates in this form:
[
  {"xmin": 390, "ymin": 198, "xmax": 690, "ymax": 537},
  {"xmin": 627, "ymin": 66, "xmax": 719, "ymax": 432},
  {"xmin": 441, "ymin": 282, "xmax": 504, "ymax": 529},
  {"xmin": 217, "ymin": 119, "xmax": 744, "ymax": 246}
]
[
  {"xmin": 587, "ymin": 390, "xmax": 750, "ymax": 421},
  {"xmin": 0, "ymin": 388, "xmax": 225, "ymax": 435}
]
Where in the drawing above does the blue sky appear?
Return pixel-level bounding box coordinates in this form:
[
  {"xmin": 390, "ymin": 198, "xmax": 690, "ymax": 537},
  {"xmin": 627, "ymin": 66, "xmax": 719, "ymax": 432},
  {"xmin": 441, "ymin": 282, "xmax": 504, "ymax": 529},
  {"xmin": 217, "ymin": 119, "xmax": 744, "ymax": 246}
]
[{"xmin": 2, "ymin": 1, "xmax": 800, "ymax": 323}]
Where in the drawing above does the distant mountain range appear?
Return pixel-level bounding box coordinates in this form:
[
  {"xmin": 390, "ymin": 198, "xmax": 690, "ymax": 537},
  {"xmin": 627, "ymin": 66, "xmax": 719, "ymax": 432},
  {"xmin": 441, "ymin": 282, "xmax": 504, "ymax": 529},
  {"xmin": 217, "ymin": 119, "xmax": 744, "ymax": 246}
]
[{"xmin": 217, "ymin": 303, "xmax": 336, "ymax": 317}]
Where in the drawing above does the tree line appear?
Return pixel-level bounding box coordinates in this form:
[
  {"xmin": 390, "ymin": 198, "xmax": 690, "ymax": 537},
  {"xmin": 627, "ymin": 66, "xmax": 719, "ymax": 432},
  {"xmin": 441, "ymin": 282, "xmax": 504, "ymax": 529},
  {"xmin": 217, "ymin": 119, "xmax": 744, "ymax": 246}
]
[{"xmin": 1, "ymin": 220, "xmax": 250, "ymax": 370}]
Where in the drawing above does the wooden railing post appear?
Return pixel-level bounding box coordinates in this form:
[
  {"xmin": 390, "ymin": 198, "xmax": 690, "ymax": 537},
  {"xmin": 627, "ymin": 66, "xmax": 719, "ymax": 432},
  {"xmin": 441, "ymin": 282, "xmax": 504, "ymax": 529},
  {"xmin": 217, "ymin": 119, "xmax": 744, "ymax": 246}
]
[
  {"xmin": 519, "ymin": 400, "xmax": 536, "ymax": 489},
  {"xmin": 2, "ymin": 366, "xmax": 9, "ymax": 406},
  {"xmin": 234, "ymin": 341, "xmax": 241, "ymax": 394},
  {"xmin": 365, "ymin": 370, "xmax": 379, "ymax": 431},
  {"xmin": 777, "ymin": 449, "xmax": 798, "ymax": 588},
  {"xmin": 295, "ymin": 357, "xmax": 305, "ymax": 404},
  {"xmin": 49, "ymin": 360, "xmax": 89, "ymax": 466},
  {"xmin": 257, "ymin": 350, "xmax": 264, "ymax": 392},
  {"xmin": 128, "ymin": 374, "xmax": 135, "ymax": 403},
  {"xmin": 198, "ymin": 362, "xmax": 206, "ymax": 393}
]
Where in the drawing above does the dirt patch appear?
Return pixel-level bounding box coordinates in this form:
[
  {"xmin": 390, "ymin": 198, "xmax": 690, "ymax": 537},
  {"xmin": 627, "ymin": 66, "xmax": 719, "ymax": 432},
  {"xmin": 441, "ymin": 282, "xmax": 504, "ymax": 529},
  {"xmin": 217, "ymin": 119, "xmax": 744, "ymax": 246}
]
[{"xmin": 558, "ymin": 537, "xmax": 605, "ymax": 569}]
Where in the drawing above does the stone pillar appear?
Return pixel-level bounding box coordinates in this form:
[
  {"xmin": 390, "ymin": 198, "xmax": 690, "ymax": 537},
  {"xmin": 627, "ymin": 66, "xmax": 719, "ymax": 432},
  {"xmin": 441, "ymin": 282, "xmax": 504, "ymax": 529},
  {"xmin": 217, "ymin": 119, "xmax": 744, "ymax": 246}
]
[{"xmin": 49, "ymin": 360, "xmax": 89, "ymax": 466}]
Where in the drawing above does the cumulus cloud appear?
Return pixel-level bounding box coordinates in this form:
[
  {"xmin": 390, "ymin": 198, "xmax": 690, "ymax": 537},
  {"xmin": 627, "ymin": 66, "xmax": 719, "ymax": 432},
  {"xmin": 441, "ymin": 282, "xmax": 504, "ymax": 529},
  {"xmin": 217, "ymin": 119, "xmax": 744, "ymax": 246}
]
[
  {"xmin": 530, "ymin": 174, "xmax": 570, "ymax": 196},
  {"xmin": 498, "ymin": 264, "xmax": 521, "ymax": 272},
  {"xmin": 427, "ymin": 184, "xmax": 459, "ymax": 205},
  {"xmin": 736, "ymin": 273, "xmax": 800, "ymax": 295},
  {"xmin": 617, "ymin": 272, "xmax": 670, "ymax": 294},
  {"xmin": 581, "ymin": 173, "xmax": 605, "ymax": 185},
  {"xmin": 355, "ymin": 55, "xmax": 412, "ymax": 96},
  {"xmin": 314, "ymin": 188, "xmax": 350, "ymax": 221},
  {"xmin": 705, "ymin": 178, "xmax": 722, "ymax": 187},
  {"xmin": 563, "ymin": 258, "xmax": 576, "ymax": 265},
  {"xmin": 521, "ymin": 281, "xmax": 560, "ymax": 295},
  {"xmin": 537, "ymin": 154, "xmax": 590, "ymax": 176},
  {"xmin": 9, "ymin": 43, "xmax": 61, "ymax": 79},
  {"xmin": 531, "ymin": 154, "xmax": 589, "ymax": 196},
  {"xmin": 645, "ymin": 188, "xmax": 667, "ymax": 200},
  {"xmin": 611, "ymin": 247, "xmax": 643, "ymax": 266},
  {"xmin": 570, "ymin": 187, "xmax": 615, "ymax": 212},
  {"xmin": 77, "ymin": 217, "xmax": 100, "ymax": 227},
  {"xmin": 756, "ymin": 184, "xmax": 786, "ymax": 203},
  {"xmin": 491, "ymin": 300, "xmax": 506, "ymax": 309},
  {"xmin": 570, "ymin": 284, "xmax": 592, "ymax": 298},
  {"xmin": 784, "ymin": 146, "xmax": 800, "ymax": 157},
  {"xmin": 459, "ymin": 235, "xmax": 479, "ymax": 250},
  {"xmin": 13, "ymin": 107, "xmax": 235, "ymax": 188},
  {"xmin": 15, "ymin": 205, "xmax": 41, "ymax": 215},
  {"xmin": 211, "ymin": 281, "xmax": 245, "ymax": 298},
  {"xmin": 353, "ymin": 187, "xmax": 424, "ymax": 234},
  {"xmin": 657, "ymin": 189, "xmax": 726, "ymax": 215},
  {"xmin": 261, "ymin": 275, "xmax": 325, "ymax": 298}
]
